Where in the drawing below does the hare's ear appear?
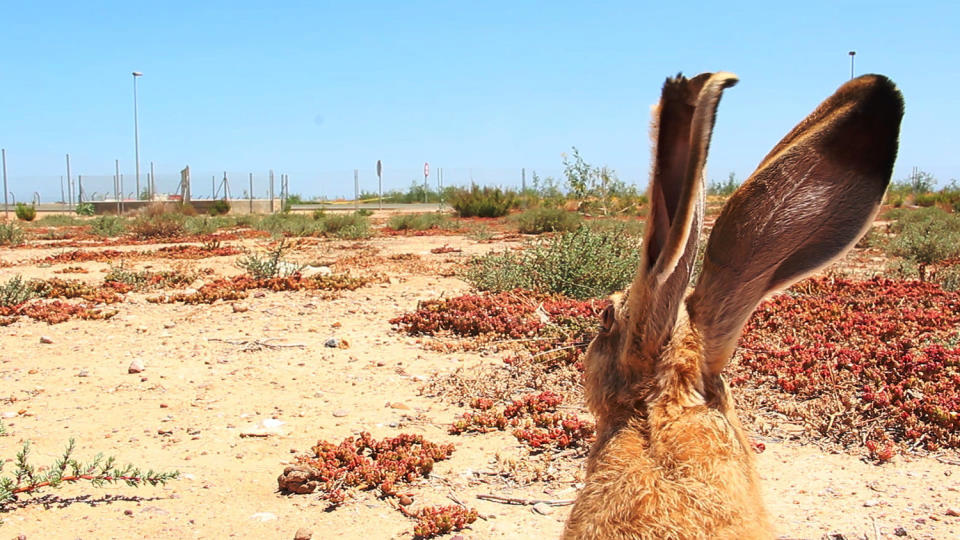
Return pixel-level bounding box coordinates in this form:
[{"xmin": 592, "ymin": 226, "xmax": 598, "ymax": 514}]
[
  {"xmin": 626, "ymin": 72, "xmax": 738, "ymax": 357},
  {"xmin": 688, "ymin": 74, "xmax": 904, "ymax": 374}
]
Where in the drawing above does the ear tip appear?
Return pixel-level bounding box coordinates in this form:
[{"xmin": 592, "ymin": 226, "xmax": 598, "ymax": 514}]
[{"xmin": 845, "ymin": 74, "xmax": 905, "ymax": 119}]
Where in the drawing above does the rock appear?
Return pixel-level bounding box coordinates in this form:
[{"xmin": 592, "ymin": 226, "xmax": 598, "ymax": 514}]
[
  {"xmin": 278, "ymin": 465, "xmax": 319, "ymax": 494},
  {"xmin": 532, "ymin": 502, "xmax": 554, "ymax": 515},
  {"xmin": 300, "ymin": 266, "xmax": 332, "ymax": 278},
  {"xmin": 324, "ymin": 337, "xmax": 350, "ymax": 349},
  {"xmin": 389, "ymin": 402, "xmax": 411, "ymax": 410},
  {"xmin": 863, "ymin": 499, "xmax": 880, "ymax": 507},
  {"xmin": 250, "ymin": 512, "xmax": 277, "ymax": 522},
  {"xmin": 163, "ymin": 322, "xmax": 176, "ymax": 329},
  {"xmin": 240, "ymin": 418, "xmax": 285, "ymax": 438},
  {"xmin": 398, "ymin": 495, "xmax": 413, "ymax": 506},
  {"xmin": 232, "ymin": 303, "xmax": 249, "ymax": 313},
  {"xmin": 39, "ymin": 336, "xmax": 53, "ymax": 344},
  {"xmin": 128, "ymin": 359, "xmax": 145, "ymax": 374},
  {"xmin": 294, "ymin": 528, "xmax": 313, "ymax": 540},
  {"xmin": 77, "ymin": 369, "xmax": 90, "ymax": 377},
  {"xmin": 893, "ymin": 527, "xmax": 908, "ymax": 536},
  {"xmin": 332, "ymin": 409, "xmax": 349, "ymax": 418},
  {"xmin": 947, "ymin": 507, "xmax": 960, "ymax": 517}
]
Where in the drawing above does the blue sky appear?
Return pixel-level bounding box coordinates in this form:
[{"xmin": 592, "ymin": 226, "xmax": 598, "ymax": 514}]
[{"xmin": 1, "ymin": 1, "xmax": 958, "ymax": 200}]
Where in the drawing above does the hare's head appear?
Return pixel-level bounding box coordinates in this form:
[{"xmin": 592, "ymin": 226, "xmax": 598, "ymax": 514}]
[{"xmin": 584, "ymin": 72, "xmax": 904, "ymax": 439}]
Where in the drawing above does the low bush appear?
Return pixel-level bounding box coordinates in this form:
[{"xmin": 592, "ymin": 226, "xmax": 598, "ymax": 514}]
[
  {"xmin": 322, "ymin": 212, "xmax": 370, "ymax": 239},
  {"xmin": 0, "ymin": 221, "xmax": 24, "ymax": 246},
  {"xmin": 236, "ymin": 239, "xmax": 301, "ymax": 279},
  {"xmin": 256, "ymin": 213, "xmax": 324, "ymax": 236},
  {"xmin": 511, "ymin": 207, "xmax": 582, "ymax": 234},
  {"xmin": 885, "ymin": 207, "xmax": 960, "ymax": 280},
  {"xmin": 387, "ymin": 212, "xmax": 459, "ymax": 231},
  {"xmin": 75, "ymin": 202, "xmax": 95, "ymax": 216},
  {"xmin": 129, "ymin": 203, "xmax": 186, "ymax": 239},
  {"xmin": 463, "ymin": 224, "xmax": 641, "ymax": 299},
  {"xmin": 184, "ymin": 216, "xmax": 218, "ymax": 235},
  {"xmin": 32, "ymin": 214, "xmax": 85, "ymax": 227},
  {"xmin": 15, "ymin": 203, "xmax": 36, "ymax": 222},
  {"xmin": 208, "ymin": 199, "xmax": 230, "ymax": 216},
  {"xmin": 0, "ymin": 276, "xmax": 34, "ymax": 307},
  {"xmin": 450, "ymin": 185, "xmax": 517, "ymax": 218},
  {"xmin": 90, "ymin": 215, "xmax": 127, "ymax": 237}
]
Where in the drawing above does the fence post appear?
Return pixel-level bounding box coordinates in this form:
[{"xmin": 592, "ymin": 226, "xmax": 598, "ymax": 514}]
[
  {"xmin": 115, "ymin": 160, "xmax": 121, "ymax": 214},
  {"xmin": 78, "ymin": 175, "xmax": 83, "ymax": 204},
  {"xmin": 249, "ymin": 172, "xmax": 254, "ymax": 213},
  {"xmin": 269, "ymin": 169, "xmax": 275, "ymax": 213},
  {"xmin": 65, "ymin": 153, "xmax": 72, "ymax": 209},
  {"xmin": 150, "ymin": 161, "xmax": 156, "ymax": 200},
  {"xmin": 2, "ymin": 148, "xmax": 8, "ymax": 219},
  {"xmin": 354, "ymin": 169, "xmax": 359, "ymax": 212}
]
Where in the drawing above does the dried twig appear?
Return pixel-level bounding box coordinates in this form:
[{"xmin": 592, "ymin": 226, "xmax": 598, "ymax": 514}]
[
  {"xmin": 936, "ymin": 455, "xmax": 960, "ymax": 466},
  {"xmin": 207, "ymin": 337, "xmax": 306, "ymax": 352},
  {"xmin": 476, "ymin": 493, "xmax": 575, "ymax": 507}
]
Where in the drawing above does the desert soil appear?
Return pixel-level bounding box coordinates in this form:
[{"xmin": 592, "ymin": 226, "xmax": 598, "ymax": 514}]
[{"xmin": 1, "ymin": 229, "xmax": 958, "ymax": 540}]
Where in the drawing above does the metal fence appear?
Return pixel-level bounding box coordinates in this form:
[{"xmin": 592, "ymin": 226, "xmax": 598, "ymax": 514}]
[{"xmin": 0, "ymin": 150, "xmax": 650, "ymax": 211}]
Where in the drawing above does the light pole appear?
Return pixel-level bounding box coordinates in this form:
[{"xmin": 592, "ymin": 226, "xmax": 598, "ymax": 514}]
[
  {"xmin": 848, "ymin": 51, "xmax": 856, "ymax": 80},
  {"xmin": 132, "ymin": 71, "xmax": 143, "ymax": 199}
]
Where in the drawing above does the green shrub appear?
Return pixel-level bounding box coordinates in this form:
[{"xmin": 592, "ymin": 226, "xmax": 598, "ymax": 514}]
[
  {"xmin": 886, "ymin": 207, "xmax": 960, "ymax": 280},
  {"xmin": 184, "ymin": 216, "xmax": 218, "ymax": 235},
  {"xmin": 0, "ymin": 221, "xmax": 25, "ymax": 246},
  {"xmin": 90, "ymin": 216, "xmax": 127, "ymax": 237},
  {"xmin": 208, "ymin": 199, "xmax": 231, "ymax": 216},
  {"xmin": 322, "ymin": 212, "xmax": 371, "ymax": 239},
  {"xmin": 256, "ymin": 213, "xmax": 324, "ymax": 236},
  {"xmin": 914, "ymin": 192, "xmax": 938, "ymax": 207},
  {"xmin": 236, "ymin": 238, "xmax": 302, "ymax": 279},
  {"xmin": 32, "ymin": 214, "xmax": 84, "ymax": 227},
  {"xmin": 75, "ymin": 202, "xmax": 95, "ymax": 216},
  {"xmin": 450, "ymin": 185, "xmax": 517, "ymax": 218},
  {"xmin": 463, "ymin": 224, "xmax": 641, "ymax": 299},
  {"xmin": 0, "ymin": 275, "xmax": 34, "ymax": 307},
  {"xmin": 15, "ymin": 203, "xmax": 36, "ymax": 222},
  {"xmin": 129, "ymin": 204, "xmax": 186, "ymax": 239},
  {"xmin": 387, "ymin": 212, "xmax": 459, "ymax": 231},
  {"xmin": 511, "ymin": 208, "xmax": 582, "ymax": 234}
]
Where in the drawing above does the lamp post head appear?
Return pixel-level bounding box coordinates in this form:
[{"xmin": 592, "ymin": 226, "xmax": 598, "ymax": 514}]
[
  {"xmin": 132, "ymin": 71, "xmax": 143, "ymax": 77},
  {"xmin": 848, "ymin": 51, "xmax": 856, "ymax": 56}
]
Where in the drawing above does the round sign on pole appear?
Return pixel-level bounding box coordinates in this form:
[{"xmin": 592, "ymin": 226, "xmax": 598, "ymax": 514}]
[
  {"xmin": 377, "ymin": 160, "xmax": 382, "ymax": 177},
  {"xmin": 424, "ymin": 162, "xmax": 430, "ymax": 178}
]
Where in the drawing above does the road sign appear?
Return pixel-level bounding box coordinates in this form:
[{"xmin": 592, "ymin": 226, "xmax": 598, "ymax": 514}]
[
  {"xmin": 424, "ymin": 162, "xmax": 430, "ymax": 178},
  {"xmin": 377, "ymin": 160, "xmax": 382, "ymax": 177}
]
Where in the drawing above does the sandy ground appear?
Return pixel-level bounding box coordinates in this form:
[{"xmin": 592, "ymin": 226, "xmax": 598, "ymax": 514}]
[{"xmin": 1, "ymin": 232, "xmax": 958, "ymax": 540}]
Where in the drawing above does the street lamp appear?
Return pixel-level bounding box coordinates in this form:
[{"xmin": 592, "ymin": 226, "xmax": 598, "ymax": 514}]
[
  {"xmin": 132, "ymin": 71, "xmax": 143, "ymax": 199},
  {"xmin": 848, "ymin": 51, "xmax": 856, "ymax": 80}
]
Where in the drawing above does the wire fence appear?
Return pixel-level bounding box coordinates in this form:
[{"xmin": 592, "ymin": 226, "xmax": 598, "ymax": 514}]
[{"xmin": 0, "ymin": 151, "xmax": 650, "ymax": 210}]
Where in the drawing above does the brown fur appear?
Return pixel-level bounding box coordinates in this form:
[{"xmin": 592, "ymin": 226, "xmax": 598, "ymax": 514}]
[{"xmin": 564, "ymin": 73, "xmax": 903, "ymax": 539}]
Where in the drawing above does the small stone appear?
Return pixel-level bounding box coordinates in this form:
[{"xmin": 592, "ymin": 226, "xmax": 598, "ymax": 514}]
[
  {"xmin": 893, "ymin": 527, "xmax": 908, "ymax": 537},
  {"xmin": 136, "ymin": 326, "xmax": 148, "ymax": 333},
  {"xmin": 77, "ymin": 369, "xmax": 89, "ymax": 377},
  {"xmin": 398, "ymin": 495, "xmax": 413, "ymax": 506},
  {"xmin": 390, "ymin": 402, "xmax": 411, "ymax": 410},
  {"xmin": 324, "ymin": 337, "xmax": 350, "ymax": 349},
  {"xmin": 533, "ymin": 502, "xmax": 554, "ymax": 515},
  {"xmin": 947, "ymin": 507, "xmax": 960, "ymax": 517},
  {"xmin": 232, "ymin": 303, "xmax": 249, "ymax": 313},
  {"xmin": 128, "ymin": 359, "xmax": 145, "ymax": 374},
  {"xmin": 163, "ymin": 322, "xmax": 176, "ymax": 329},
  {"xmin": 124, "ymin": 509, "xmax": 134, "ymax": 516},
  {"xmin": 332, "ymin": 409, "xmax": 349, "ymax": 418},
  {"xmin": 294, "ymin": 528, "xmax": 313, "ymax": 540},
  {"xmin": 863, "ymin": 499, "xmax": 880, "ymax": 507},
  {"xmin": 250, "ymin": 512, "xmax": 277, "ymax": 522},
  {"xmin": 39, "ymin": 336, "xmax": 53, "ymax": 344}
]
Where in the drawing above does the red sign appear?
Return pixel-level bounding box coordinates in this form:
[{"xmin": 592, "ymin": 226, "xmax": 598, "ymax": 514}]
[{"xmin": 424, "ymin": 162, "xmax": 430, "ymax": 178}]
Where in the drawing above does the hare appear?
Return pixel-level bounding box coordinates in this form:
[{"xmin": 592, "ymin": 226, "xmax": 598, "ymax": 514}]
[{"xmin": 562, "ymin": 72, "xmax": 904, "ymax": 539}]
